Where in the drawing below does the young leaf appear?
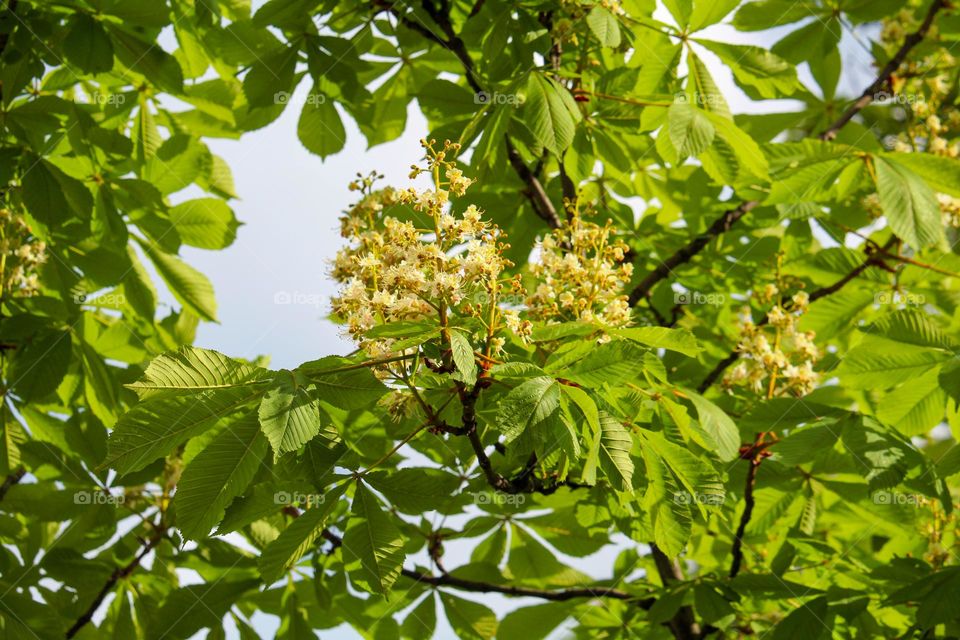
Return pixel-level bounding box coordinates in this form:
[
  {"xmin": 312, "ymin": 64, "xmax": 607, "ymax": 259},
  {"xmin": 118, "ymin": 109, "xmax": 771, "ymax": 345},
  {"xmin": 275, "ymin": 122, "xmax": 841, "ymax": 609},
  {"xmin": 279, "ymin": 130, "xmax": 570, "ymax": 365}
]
[
  {"xmin": 450, "ymin": 329, "xmax": 478, "ymax": 386},
  {"xmin": 258, "ymin": 370, "xmax": 322, "ymax": 458},
  {"xmin": 525, "ymin": 72, "xmax": 581, "ymax": 154}
]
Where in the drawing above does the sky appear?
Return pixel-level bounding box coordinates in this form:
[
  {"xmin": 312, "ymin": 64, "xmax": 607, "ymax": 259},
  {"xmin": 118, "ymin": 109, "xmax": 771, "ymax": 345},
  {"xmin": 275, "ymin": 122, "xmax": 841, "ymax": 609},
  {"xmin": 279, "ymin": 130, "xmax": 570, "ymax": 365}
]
[{"xmin": 155, "ymin": 5, "xmax": 880, "ymax": 638}]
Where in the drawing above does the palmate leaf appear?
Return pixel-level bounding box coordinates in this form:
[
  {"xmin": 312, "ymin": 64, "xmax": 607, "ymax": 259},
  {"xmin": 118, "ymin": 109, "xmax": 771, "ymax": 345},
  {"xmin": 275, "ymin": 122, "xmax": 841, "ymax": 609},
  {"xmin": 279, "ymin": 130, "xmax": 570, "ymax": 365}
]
[
  {"xmin": 258, "ymin": 483, "xmax": 346, "ymax": 583},
  {"xmin": 365, "ymin": 468, "xmax": 462, "ymax": 514},
  {"xmin": 876, "ymin": 368, "xmax": 947, "ymax": 436},
  {"xmin": 837, "ymin": 338, "xmax": 951, "ymax": 389},
  {"xmin": 103, "ymin": 386, "xmax": 262, "ymax": 475},
  {"xmin": 127, "ymin": 346, "xmax": 270, "ymax": 399},
  {"xmin": 888, "ymin": 151, "xmax": 960, "ymax": 197},
  {"xmin": 172, "ymin": 412, "xmax": 268, "ymax": 540},
  {"xmin": 342, "ymin": 483, "xmax": 404, "ymax": 594},
  {"xmin": 258, "ymin": 370, "xmax": 322, "ymax": 459}
]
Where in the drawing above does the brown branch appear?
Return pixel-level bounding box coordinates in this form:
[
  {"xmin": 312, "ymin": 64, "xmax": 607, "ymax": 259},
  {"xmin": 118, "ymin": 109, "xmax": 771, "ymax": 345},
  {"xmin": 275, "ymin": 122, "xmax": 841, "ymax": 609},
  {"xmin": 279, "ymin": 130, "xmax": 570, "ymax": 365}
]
[
  {"xmin": 728, "ymin": 434, "xmax": 775, "ymax": 578},
  {"xmin": 0, "ymin": 466, "xmax": 24, "ymax": 501},
  {"xmin": 388, "ymin": 1, "xmax": 562, "ymax": 229},
  {"xmin": 628, "ymin": 0, "xmax": 948, "ymax": 311},
  {"xmin": 66, "ymin": 531, "xmax": 163, "ymax": 639},
  {"xmin": 321, "ymin": 528, "xmax": 655, "ymax": 606},
  {"xmin": 820, "ymin": 0, "xmax": 948, "ymax": 141},
  {"xmin": 650, "ymin": 544, "xmax": 702, "ymax": 640}
]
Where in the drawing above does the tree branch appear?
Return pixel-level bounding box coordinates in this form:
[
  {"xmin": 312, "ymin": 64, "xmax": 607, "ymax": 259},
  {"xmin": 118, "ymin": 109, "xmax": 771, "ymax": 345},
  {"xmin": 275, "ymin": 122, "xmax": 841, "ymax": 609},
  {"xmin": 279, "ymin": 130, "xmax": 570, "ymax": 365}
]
[
  {"xmin": 65, "ymin": 531, "xmax": 163, "ymax": 639},
  {"xmin": 0, "ymin": 466, "xmax": 24, "ymax": 501},
  {"xmin": 387, "ymin": 1, "xmax": 562, "ymax": 229},
  {"xmin": 628, "ymin": 0, "xmax": 947, "ymax": 312},
  {"xmin": 650, "ymin": 544, "xmax": 702, "ymax": 640},
  {"xmin": 728, "ymin": 434, "xmax": 776, "ymax": 578}
]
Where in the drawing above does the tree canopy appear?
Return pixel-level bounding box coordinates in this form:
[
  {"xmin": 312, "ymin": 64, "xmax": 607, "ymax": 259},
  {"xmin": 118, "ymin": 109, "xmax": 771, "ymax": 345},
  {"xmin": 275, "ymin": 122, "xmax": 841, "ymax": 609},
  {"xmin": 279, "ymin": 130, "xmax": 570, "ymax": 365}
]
[{"xmin": 3, "ymin": 0, "xmax": 960, "ymax": 638}]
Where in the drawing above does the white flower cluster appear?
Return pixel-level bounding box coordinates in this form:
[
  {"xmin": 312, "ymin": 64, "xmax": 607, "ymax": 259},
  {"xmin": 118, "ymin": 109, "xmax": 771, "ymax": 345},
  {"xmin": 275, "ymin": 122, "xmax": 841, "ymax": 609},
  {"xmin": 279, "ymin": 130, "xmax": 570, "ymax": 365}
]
[
  {"xmin": 526, "ymin": 213, "xmax": 633, "ymax": 328},
  {"xmin": 724, "ymin": 291, "xmax": 820, "ymax": 397},
  {"xmin": 0, "ymin": 208, "xmax": 46, "ymax": 297},
  {"xmin": 330, "ymin": 141, "xmax": 529, "ymax": 360},
  {"xmin": 938, "ymin": 193, "xmax": 960, "ymax": 228}
]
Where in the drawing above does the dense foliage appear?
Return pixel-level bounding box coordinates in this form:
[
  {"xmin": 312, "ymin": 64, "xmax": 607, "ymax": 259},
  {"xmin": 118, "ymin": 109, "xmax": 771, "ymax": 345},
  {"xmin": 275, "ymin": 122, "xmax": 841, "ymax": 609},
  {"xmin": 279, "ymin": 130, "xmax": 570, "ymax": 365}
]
[{"xmin": 3, "ymin": 0, "xmax": 960, "ymax": 638}]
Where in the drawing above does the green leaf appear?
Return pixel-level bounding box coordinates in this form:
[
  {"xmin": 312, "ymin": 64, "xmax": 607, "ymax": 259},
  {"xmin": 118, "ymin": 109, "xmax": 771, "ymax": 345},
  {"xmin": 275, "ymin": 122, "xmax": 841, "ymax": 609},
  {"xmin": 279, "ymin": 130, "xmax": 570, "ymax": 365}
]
[
  {"xmin": 342, "ymin": 483, "xmax": 404, "ymax": 594},
  {"xmin": 771, "ymin": 596, "xmax": 830, "ymax": 640},
  {"xmin": 888, "ymin": 152, "xmax": 960, "ymax": 197},
  {"xmin": 668, "ymin": 101, "xmax": 715, "ymax": 160},
  {"xmin": 551, "ymin": 340, "xmax": 647, "ymax": 387},
  {"xmin": 259, "ymin": 370, "xmax": 321, "ymax": 458},
  {"xmin": 402, "ymin": 595, "xmax": 437, "ymax": 640},
  {"xmin": 838, "ymin": 340, "xmax": 950, "ymax": 389},
  {"xmin": 63, "ymin": 15, "xmax": 114, "ymax": 74},
  {"xmin": 173, "ymin": 412, "xmax": 268, "ymax": 540},
  {"xmin": 137, "ymin": 239, "xmax": 218, "ymax": 322},
  {"xmin": 874, "ymin": 157, "xmax": 944, "ymax": 248},
  {"xmin": 697, "ymin": 40, "xmax": 800, "ymax": 98},
  {"xmin": 612, "ymin": 326, "xmax": 701, "ymax": 356},
  {"xmin": 299, "ymin": 356, "xmax": 388, "ymax": 410},
  {"xmin": 127, "ymin": 346, "xmax": 268, "ymax": 399},
  {"xmin": 8, "ymin": 329, "xmax": 71, "ymax": 401},
  {"xmin": 689, "ymin": 0, "xmax": 740, "ymax": 31},
  {"xmin": 169, "ymin": 199, "xmax": 240, "ymax": 249},
  {"xmin": 440, "ymin": 593, "xmax": 498, "ymax": 640},
  {"xmin": 495, "ymin": 376, "xmax": 561, "ymax": 443},
  {"xmin": 525, "ymin": 72, "xmax": 581, "ymax": 154},
  {"xmin": 108, "ymin": 25, "xmax": 183, "ymax": 93},
  {"xmin": 103, "ymin": 387, "xmax": 259, "ymax": 474},
  {"xmin": 683, "ymin": 390, "xmax": 740, "ymax": 462},
  {"xmin": 258, "ymin": 483, "xmax": 346, "ymax": 583},
  {"xmin": 876, "ymin": 368, "xmax": 947, "ymax": 436},
  {"xmin": 297, "ymin": 92, "xmax": 345, "ymax": 159},
  {"xmin": 365, "ymin": 468, "xmax": 462, "ymax": 514},
  {"xmin": 587, "ymin": 7, "xmax": 621, "ymax": 47},
  {"xmin": 143, "ymin": 135, "xmax": 211, "ymax": 195},
  {"xmin": 148, "ymin": 580, "xmax": 259, "ymax": 640},
  {"xmin": 597, "ymin": 411, "xmax": 634, "ymax": 490},
  {"xmin": 450, "ymin": 329, "xmax": 478, "ymax": 386},
  {"xmin": 242, "ymin": 46, "xmax": 298, "ymax": 108}
]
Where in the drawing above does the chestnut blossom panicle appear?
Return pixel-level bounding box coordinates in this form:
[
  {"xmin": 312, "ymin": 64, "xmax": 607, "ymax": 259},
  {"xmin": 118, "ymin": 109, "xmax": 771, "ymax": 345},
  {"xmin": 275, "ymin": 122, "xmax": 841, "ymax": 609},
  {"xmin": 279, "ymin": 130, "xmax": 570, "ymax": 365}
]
[
  {"xmin": 330, "ymin": 141, "xmax": 530, "ymax": 365},
  {"xmin": 525, "ymin": 212, "xmax": 633, "ymax": 328},
  {"xmin": 0, "ymin": 208, "xmax": 47, "ymax": 298},
  {"xmin": 724, "ymin": 291, "xmax": 820, "ymax": 397}
]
